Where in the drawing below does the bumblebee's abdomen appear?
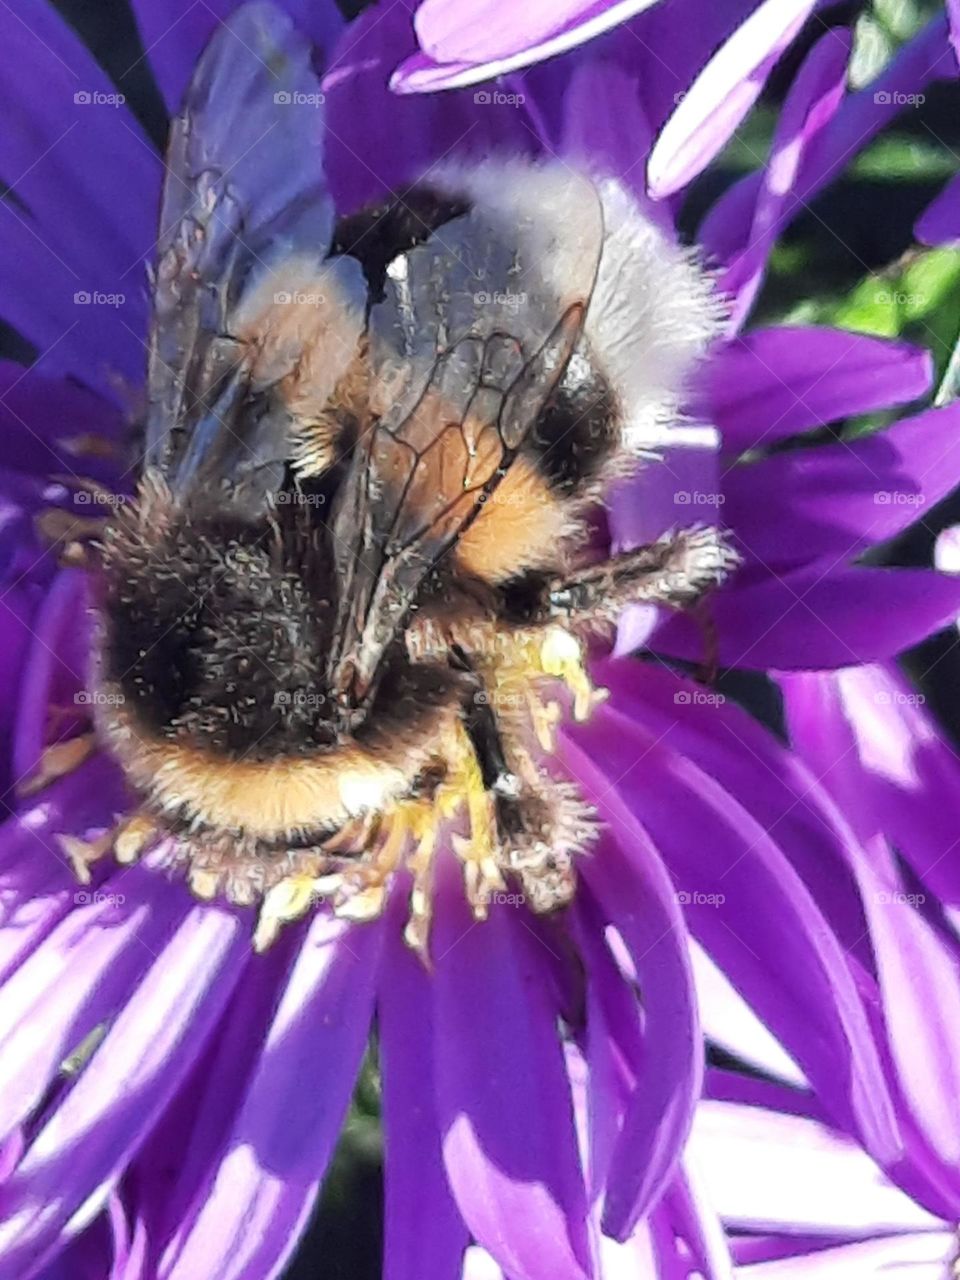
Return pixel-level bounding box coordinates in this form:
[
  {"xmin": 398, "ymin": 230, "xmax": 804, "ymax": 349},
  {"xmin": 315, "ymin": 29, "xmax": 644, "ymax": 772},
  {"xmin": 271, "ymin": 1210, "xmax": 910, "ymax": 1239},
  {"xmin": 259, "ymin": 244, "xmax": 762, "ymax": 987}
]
[{"xmin": 99, "ymin": 500, "xmax": 336, "ymax": 759}]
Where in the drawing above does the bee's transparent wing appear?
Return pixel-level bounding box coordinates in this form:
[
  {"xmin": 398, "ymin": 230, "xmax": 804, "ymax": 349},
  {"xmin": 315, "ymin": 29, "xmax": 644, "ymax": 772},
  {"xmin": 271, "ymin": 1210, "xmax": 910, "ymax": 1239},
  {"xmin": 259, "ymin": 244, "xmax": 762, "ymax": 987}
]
[
  {"xmin": 143, "ymin": 2, "xmax": 361, "ymax": 507},
  {"xmin": 327, "ymin": 175, "xmax": 605, "ymax": 708}
]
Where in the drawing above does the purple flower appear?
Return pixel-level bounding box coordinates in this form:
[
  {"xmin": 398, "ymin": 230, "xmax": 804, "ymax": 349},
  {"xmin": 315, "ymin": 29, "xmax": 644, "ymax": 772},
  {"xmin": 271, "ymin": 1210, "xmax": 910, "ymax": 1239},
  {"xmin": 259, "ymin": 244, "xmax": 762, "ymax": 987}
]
[{"xmin": 1, "ymin": 3, "xmax": 959, "ymax": 1278}]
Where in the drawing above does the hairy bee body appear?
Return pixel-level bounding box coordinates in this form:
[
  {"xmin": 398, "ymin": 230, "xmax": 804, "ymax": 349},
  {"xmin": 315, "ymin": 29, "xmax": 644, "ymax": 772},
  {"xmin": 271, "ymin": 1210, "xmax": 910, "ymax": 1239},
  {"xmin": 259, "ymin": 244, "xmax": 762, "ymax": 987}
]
[{"xmin": 91, "ymin": 3, "xmax": 736, "ymax": 939}]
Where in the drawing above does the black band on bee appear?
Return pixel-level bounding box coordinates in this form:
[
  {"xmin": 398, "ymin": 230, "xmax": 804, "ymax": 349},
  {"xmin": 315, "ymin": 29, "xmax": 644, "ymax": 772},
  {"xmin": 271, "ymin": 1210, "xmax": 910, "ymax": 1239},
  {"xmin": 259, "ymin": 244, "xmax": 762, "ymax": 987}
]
[
  {"xmin": 526, "ymin": 354, "xmax": 621, "ymax": 499},
  {"xmin": 330, "ymin": 186, "xmax": 472, "ymax": 303}
]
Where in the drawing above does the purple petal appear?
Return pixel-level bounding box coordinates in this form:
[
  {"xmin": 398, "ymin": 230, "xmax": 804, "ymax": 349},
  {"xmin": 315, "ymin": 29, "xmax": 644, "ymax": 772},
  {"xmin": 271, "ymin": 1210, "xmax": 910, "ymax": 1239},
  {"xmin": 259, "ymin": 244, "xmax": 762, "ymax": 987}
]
[
  {"xmin": 657, "ymin": 564, "xmax": 960, "ymax": 669},
  {"xmin": 721, "ymin": 30, "xmax": 850, "ymax": 330},
  {"xmin": 131, "ymin": 1, "xmax": 344, "ymax": 112},
  {"xmin": 558, "ymin": 56, "xmax": 668, "ymax": 230},
  {"xmin": 729, "ymin": 1233, "xmax": 955, "ymax": 1277},
  {"xmin": 392, "ymin": 0, "xmax": 663, "ymax": 93},
  {"xmin": 950, "ymin": 0, "xmax": 960, "ymax": 69},
  {"xmin": 0, "ymin": 903, "xmax": 247, "ymax": 1279},
  {"xmin": 723, "ymin": 402, "xmax": 960, "ymax": 568},
  {"xmin": 707, "ymin": 329, "xmax": 933, "ymax": 453},
  {"xmin": 13, "ymin": 569, "xmax": 92, "ymax": 785},
  {"xmin": 781, "ymin": 665, "xmax": 960, "ymax": 907},
  {"xmin": 0, "ymin": 363, "xmax": 124, "ymax": 479},
  {"xmin": 606, "ymin": 661, "xmax": 871, "ymax": 966},
  {"xmin": 324, "ymin": 5, "xmax": 538, "ymax": 214},
  {"xmin": 558, "ymin": 745, "xmax": 700, "ymax": 1240},
  {"xmin": 690, "ymin": 1098, "xmax": 941, "ymax": 1234},
  {"xmin": 379, "ymin": 915, "xmax": 469, "ymax": 1280},
  {"xmin": 854, "ymin": 837, "xmax": 960, "ymax": 1173},
  {"xmin": 432, "ymin": 883, "xmax": 591, "ymax": 1280},
  {"xmin": 570, "ymin": 894, "xmax": 652, "ymax": 1209},
  {"xmin": 0, "ymin": 5, "xmax": 157, "ymax": 275},
  {"xmin": 690, "ymin": 944, "xmax": 806, "ymax": 1087},
  {"xmin": 662, "ymin": 1162, "xmax": 734, "ymax": 1280},
  {"xmin": 566, "ymin": 687, "xmax": 899, "ymax": 1164},
  {"xmin": 157, "ymin": 914, "xmax": 379, "ymax": 1280},
  {"xmin": 608, "ymin": 424, "xmax": 721, "ymax": 552},
  {"xmin": 702, "ymin": 16, "xmax": 955, "ymax": 264},
  {"xmin": 916, "ymin": 171, "xmax": 960, "ymax": 246},
  {"xmin": 0, "ymin": 862, "xmax": 188, "ymax": 1148},
  {"xmin": 647, "ymin": 0, "xmax": 818, "ymax": 199}
]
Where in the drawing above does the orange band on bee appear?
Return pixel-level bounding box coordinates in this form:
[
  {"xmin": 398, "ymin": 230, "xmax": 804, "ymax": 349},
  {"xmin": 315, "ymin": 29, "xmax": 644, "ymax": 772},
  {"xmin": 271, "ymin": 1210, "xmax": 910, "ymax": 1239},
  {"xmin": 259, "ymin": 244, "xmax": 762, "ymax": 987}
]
[{"xmin": 98, "ymin": 699, "xmax": 458, "ymax": 841}]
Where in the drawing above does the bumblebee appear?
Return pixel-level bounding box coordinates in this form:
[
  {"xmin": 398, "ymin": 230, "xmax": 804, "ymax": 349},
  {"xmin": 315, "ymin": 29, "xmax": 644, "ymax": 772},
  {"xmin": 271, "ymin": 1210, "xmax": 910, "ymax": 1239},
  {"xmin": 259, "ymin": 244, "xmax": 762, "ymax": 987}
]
[{"xmin": 91, "ymin": 3, "xmax": 736, "ymax": 952}]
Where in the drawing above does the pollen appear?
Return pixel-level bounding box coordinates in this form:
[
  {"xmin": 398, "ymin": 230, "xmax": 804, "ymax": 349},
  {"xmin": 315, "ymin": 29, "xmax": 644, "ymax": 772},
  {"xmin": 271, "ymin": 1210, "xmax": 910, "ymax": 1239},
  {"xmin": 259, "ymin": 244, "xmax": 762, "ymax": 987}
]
[{"xmin": 247, "ymin": 627, "xmax": 603, "ymax": 959}]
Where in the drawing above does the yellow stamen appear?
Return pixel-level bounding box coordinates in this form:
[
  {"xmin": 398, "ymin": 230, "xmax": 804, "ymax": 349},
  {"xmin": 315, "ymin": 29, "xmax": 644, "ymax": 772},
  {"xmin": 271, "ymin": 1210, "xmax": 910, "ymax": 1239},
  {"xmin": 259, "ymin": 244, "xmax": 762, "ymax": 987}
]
[
  {"xmin": 253, "ymin": 873, "xmax": 320, "ymax": 952},
  {"xmin": 20, "ymin": 734, "xmax": 96, "ymax": 797},
  {"xmin": 114, "ymin": 812, "xmax": 156, "ymax": 864}
]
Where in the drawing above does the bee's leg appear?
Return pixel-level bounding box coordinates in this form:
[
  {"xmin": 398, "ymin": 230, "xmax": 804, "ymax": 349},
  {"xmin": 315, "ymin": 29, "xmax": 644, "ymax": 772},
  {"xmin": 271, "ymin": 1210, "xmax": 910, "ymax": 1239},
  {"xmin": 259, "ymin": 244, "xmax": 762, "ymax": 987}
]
[
  {"xmin": 453, "ymin": 650, "xmax": 522, "ymax": 801},
  {"xmin": 545, "ymin": 525, "xmax": 738, "ymax": 627},
  {"xmin": 494, "ymin": 749, "xmax": 597, "ymax": 914}
]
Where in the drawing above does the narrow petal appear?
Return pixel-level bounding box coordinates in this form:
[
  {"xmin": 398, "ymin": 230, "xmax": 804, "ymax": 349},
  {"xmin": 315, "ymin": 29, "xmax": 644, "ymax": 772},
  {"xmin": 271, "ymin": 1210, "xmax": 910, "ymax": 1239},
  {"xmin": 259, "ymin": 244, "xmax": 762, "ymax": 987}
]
[
  {"xmin": 855, "ymin": 837, "xmax": 960, "ymax": 1173},
  {"xmin": 701, "ymin": 16, "xmax": 954, "ymax": 263},
  {"xmin": 733, "ymin": 1233, "xmax": 955, "ymax": 1277},
  {"xmin": 781, "ymin": 664, "xmax": 960, "ymax": 907},
  {"xmin": 647, "ymin": 0, "xmax": 818, "ymax": 198},
  {"xmin": 723, "ymin": 402, "xmax": 960, "ymax": 568},
  {"xmin": 0, "ymin": 904, "xmax": 247, "ymax": 1279},
  {"xmin": 559, "ymin": 747, "xmax": 701, "ymax": 1239},
  {"xmin": 690, "ymin": 1098, "xmax": 941, "ymax": 1234},
  {"xmin": 663, "ymin": 1161, "xmax": 734, "ymax": 1280},
  {"xmin": 707, "ymin": 329, "xmax": 933, "ymax": 454},
  {"xmin": 158, "ymin": 914, "xmax": 380, "ymax": 1280},
  {"xmin": 949, "ymin": 0, "xmax": 960, "ymax": 68},
  {"xmin": 432, "ymin": 886, "xmax": 591, "ymax": 1280},
  {"xmin": 380, "ymin": 918, "xmax": 469, "ymax": 1280},
  {"xmin": 690, "ymin": 943, "xmax": 806, "ymax": 1087},
  {"xmin": 721, "ymin": 30, "xmax": 850, "ymax": 329},
  {"xmin": 0, "ymin": 863, "xmax": 188, "ymax": 1147},
  {"xmin": 566, "ymin": 691, "xmax": 899, "ymax": 1163},
  {"xmin": 915, "ymin": 172, "xmax": 960, "ymax": 246},
  {"xmin": 656, "ymin": 564, "xmax": 960, "ymax": 670},
  {"xmin": 392, "ymin": 0, "xmax": 664, "ymax": 93}
]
